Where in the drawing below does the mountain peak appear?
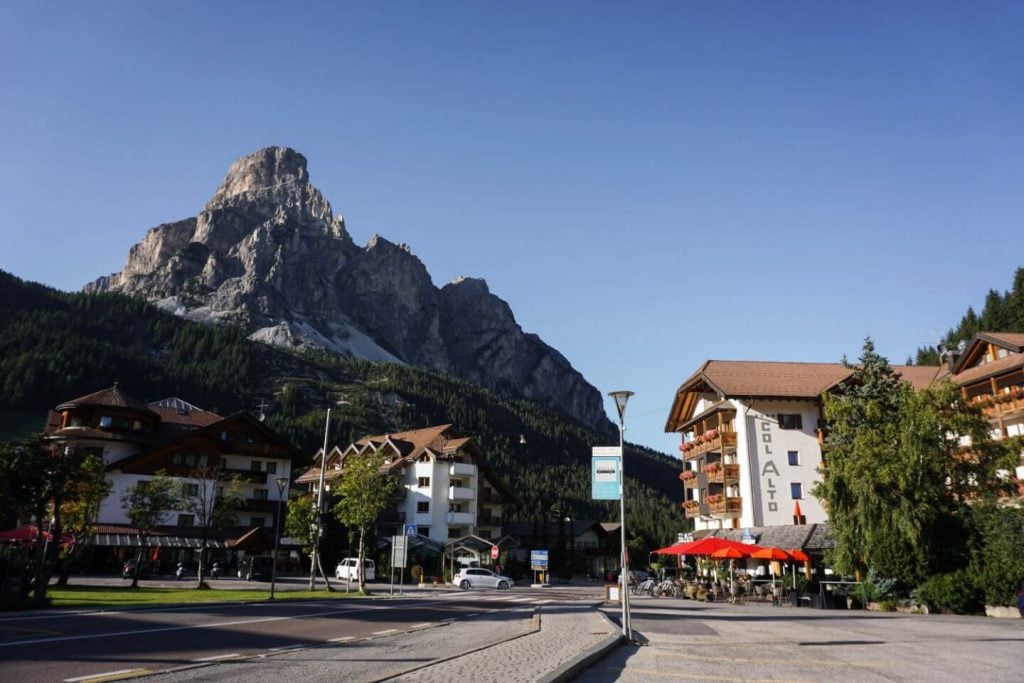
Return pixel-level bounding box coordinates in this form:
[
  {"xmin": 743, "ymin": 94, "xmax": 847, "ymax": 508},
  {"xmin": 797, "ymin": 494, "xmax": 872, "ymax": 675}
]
[{"xmin": 208, "ymin": 147, "xmax": 309, "ymax": 206}]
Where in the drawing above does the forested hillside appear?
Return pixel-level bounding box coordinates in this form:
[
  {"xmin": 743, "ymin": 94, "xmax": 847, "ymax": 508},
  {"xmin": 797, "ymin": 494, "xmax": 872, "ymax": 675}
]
[
  {"xmin": 0, "ymin": 270, "xmax": 684, "ymax": 550},
  {"xmin": 914, "ymin": 266, "xmax": 1024, "ymax": 365}
]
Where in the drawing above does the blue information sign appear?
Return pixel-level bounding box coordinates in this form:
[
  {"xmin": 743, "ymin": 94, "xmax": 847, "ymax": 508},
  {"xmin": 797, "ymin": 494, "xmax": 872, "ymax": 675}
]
[
  {"xmin": 404, "ymin": 524, "xmax": 418, "ymax": 536},
  {"xmin": 530, "ymin": 549, "xmax": 549, "ymax": 570},
  {"xmin": 591, "ymin": 447, "xmax": 621, "ymax": 500}
]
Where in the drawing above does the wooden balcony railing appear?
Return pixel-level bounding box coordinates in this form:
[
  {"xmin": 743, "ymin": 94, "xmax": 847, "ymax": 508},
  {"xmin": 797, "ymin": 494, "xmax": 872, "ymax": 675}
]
[
  {"xmin": 704, "ymin": 464, "xmax": 739, "ymax": 485},
  {"xmin": 681, "ymin": 430, "xmax": 738, "ymax": 459},
  {"xmin": 682, "ymin": 501, "xmax": 701, "ymax": 519},
  {"xmin": 708, "ymin": 496, "xmax": 743, "ymax": 518}
]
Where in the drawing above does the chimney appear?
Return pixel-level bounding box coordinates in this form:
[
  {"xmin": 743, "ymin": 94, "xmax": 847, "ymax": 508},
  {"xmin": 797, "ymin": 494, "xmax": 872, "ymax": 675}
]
[{"xmin": 938, "ymin": 341, "xmax": 963, "ymax": 372}]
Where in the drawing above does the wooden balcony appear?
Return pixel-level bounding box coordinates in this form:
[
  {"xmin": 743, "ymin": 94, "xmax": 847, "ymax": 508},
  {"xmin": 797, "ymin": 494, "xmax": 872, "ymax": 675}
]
[
  {"xmin": 704, "ymin": 463, "xmax": 739, "ymax": 485},
  {"xmin": 679, "ymin": 471, "xmax": 698, "ymax": 489},
  {"xmin": 708, "ymin": 496, "xmax": 742, "ymax": 518},
  {"xmin": 682, "ymin": 501, "xmax": 701, "ymax": 519},
  {"xmin": 681, "ymin": 431, "xmax": 738, "ymax": 460},
  {"xmin": 982, "ymin": 392, "xmax": 1024, "ymax": 420}
]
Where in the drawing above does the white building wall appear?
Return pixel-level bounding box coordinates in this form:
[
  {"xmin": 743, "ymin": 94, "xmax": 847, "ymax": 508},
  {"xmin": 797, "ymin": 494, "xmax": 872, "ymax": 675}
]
[
  {"xmin": 99, "ymin": 471, "xmax": 191, "ymax": 526},
  {"xmin": 740, "ymin": 399, "xmax": 826, "ymax": 527}
]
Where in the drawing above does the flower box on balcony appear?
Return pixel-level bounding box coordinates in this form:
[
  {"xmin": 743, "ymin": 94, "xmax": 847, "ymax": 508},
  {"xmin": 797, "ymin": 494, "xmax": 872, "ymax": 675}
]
[
  {"xmin": 679, "ymin": 470, "xmax": 696, "ymax": 481},
  {"xmin": 706, "ymin": 494, "xmax": 723, "ymax": 504}
]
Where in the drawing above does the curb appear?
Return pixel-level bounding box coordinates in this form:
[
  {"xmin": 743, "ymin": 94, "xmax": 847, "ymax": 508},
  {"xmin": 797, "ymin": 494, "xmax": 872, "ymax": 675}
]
[{"xmin": 538, "ymin": 606, "xmax": 625, "ymax": 683}]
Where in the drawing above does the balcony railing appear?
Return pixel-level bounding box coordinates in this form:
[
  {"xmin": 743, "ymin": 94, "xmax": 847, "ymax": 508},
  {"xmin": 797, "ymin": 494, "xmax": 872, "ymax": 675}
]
[
  {"xmin": 478, "ymin": 516, "xmax": 502, "ymax": 527},
  {"xmin": 680, "ymin": 471, "xmax": 698, "ymax": 489},
  {"xmin": 681, "ymin": 430, "xmax": 738, "ymax": 460},
  {"xmin": 446, "ymin": 511, "xmax": 474, "ymax": 525},
  {"xmin": 708, "ymin": 496, "xmax": 743, "ymax": 518},
  {"xmin": 449, "ymin": 462, "xmax": 476, "ymax": 477},
  {"xmin": 449, "ymin": 486, "xmax": 476, "ymax": 501},
  {"xmin": 982, "ymin": 390, "xmax": 1024, "ymax": 420},
  {"xmin": 682, "ymin": 500, "xmax": 701, "ymax": 519},
  {"xmin": 704, "ymin": 463, "xmax": 739, "ymax": 485}
]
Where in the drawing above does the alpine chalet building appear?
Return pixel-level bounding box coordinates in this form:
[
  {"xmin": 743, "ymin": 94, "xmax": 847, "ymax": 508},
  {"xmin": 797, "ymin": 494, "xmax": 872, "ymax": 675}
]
[
  {"xmin": 664, "ymin": 360, "xmax": 938, "ymax": 532},
  {"xmin": 297, "ymin": 424, "xmax": 511, "ymax": 544}
]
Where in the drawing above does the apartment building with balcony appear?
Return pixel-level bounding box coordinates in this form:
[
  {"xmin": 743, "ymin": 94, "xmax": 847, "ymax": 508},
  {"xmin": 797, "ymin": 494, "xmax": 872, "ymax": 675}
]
[
  {"xmin": 297, "ymin": 424, "xmax": 512, "ymax": 544},
  {"xmin": 941, "ymin": 333, "xmax": 1024, "ymax": 482},
  {"xmin": 41, "ymin": 385, "xmax": 296, "ymax": 569},
  {"xmin": 665, "ymin": 360, "xmax": 937, "ymax": 532}
]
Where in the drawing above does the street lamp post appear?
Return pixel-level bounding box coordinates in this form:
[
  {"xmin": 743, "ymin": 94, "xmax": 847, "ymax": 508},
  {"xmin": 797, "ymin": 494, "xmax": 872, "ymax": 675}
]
[
  {"xmin": 310, "ymin": 401, "xmax": 346, "ymax": 590},
  {"xmin": 270, "ymin": 476, "xmax": 288, "ymax": 600},
  {"xmin": 608, "ymin": 390, "xmax": 634, "ymax": 641}
]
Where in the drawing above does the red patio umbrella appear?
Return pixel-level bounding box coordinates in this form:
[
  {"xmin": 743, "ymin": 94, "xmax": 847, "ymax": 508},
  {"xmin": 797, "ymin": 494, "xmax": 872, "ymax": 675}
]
[
  {"xmin": 673, "ymin": 537, "xmax": 761, "ymax": 556},
  {"xmin": 750, "ymin": 546, "xmax": 792, "ymax": 593},
  {"xmin": 786, "ymin": 548, "xmax": 810, "ymax": 562},
  {"xmin": 710, "ymin": 546, "xmax": 750, "ymax": 596},
  {"xmin": 0, "ymin": 525, "xmax": 73, "ymax": 546},
  {"xmin": 653, "ymin": 542, "xmax": 691, "ymax": 555},
  {"xmin": 749, "ymin": 546, "xmax": 791, "ymax": 561}
]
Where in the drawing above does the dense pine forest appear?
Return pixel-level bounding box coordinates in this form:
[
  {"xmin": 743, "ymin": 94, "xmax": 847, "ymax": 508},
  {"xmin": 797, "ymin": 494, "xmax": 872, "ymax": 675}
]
[
  {"xmin": 0, "ymin": 270, "xmax": 684, "ymax": 551},
  {"xmin": 914, "ymin": 266, "xmax": 1024, "ymax": 365}
]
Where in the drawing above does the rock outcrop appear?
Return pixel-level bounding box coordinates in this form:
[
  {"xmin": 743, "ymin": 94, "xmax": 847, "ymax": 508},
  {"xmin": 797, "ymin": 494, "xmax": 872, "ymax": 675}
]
[{"xmin": 86, "ymin": 147, "xmax": 608, "ymax": 429}]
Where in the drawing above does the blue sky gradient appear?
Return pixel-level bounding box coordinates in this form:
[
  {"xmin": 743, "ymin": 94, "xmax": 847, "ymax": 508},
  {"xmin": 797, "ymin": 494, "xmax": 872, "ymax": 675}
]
[{"xmin": 2, "ymin": 2, "xmax": 1022, "ymax": 452}]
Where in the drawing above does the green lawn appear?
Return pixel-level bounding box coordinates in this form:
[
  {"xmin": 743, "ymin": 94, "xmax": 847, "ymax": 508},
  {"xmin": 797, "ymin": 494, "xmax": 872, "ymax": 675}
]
[{"xmin": 43, "ymin": 585, "xmax": 361, "ymax": 609}]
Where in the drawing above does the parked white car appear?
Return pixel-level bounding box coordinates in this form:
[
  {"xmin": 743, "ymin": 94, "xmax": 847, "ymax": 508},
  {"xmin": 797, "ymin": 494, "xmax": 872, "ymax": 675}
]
[
  {"xmin": 454, "ymin": 567, "xmax": 514, "ymax": 590},
  {"xmin": 335, "ymin": 557, "xmax": 375, "ymax": 581}
]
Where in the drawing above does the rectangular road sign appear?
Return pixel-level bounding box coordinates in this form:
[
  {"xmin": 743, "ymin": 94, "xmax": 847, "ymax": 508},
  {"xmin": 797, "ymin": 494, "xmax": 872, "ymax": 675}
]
[
  {"xmin": 530, "ymin": 549, "xmax": 549, "ymax": 571},
  {"xmin": 392, "ymin": 535, "xmax": 409, "ymax": 568},
  {"xmin": 592, "ymin": 447, "xmax": 621, "ymax": 500},
  {"xmin": 404, "ymin": 524, "xmax": 418, "ymax": 536}
]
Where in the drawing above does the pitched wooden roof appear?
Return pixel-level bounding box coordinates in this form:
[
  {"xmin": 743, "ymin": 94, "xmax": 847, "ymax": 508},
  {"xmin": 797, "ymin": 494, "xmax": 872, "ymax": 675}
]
[
  {"xmin": 56, "ymin": 383, "xmax": 159, "ymax": 417},
  {"xmin": 666, "ymin": 360, "xmax": 941, "ymax": 432}
]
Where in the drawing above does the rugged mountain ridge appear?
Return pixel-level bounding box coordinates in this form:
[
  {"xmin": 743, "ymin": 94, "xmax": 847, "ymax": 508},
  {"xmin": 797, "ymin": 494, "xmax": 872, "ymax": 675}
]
[{"xmin": 86, "ymin": 147, "xmax": 608, "ymax": 429}]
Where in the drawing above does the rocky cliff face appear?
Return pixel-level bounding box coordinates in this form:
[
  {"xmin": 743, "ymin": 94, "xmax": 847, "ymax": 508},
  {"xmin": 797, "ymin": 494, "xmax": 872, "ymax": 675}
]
[{"xmin": 86, "ymin": 147, "xmax": 609, "ymax": 428}]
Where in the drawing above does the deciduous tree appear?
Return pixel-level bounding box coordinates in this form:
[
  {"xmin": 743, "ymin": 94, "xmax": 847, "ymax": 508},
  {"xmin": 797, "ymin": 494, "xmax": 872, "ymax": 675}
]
[
  {"xmin": 121, "ymin": 471, "xmax": 180, "ymax": 588},
  {"xmin": 333, "ymin": 449, "xmax": 398, "ymax": 594},
  {"xmin": 178, "ymin": 464, "xmax": 244, "ymax": 588}
]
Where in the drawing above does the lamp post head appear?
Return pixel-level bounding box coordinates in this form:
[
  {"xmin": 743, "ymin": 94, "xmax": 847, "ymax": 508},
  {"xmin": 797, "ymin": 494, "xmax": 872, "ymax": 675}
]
[
  {"xmin": 608, "ymin": 390, "xmax": 634, "ymax": 422},
  {"xmin": 276, "ymin": 477, "xmax": 288, "ymax": 494}
]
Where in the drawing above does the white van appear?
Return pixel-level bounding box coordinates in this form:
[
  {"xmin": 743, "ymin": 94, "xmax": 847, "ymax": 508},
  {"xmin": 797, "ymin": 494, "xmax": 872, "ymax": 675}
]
[{"xmin": 335, "ymin": 557, "xmax": 375, "ymax": 581}]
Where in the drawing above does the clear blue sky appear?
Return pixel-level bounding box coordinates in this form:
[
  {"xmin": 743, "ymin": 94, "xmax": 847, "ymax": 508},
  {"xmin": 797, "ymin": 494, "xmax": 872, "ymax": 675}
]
[{"xmin": 2, "ymin": 2, "xmax": 1023, "ymax": 454}]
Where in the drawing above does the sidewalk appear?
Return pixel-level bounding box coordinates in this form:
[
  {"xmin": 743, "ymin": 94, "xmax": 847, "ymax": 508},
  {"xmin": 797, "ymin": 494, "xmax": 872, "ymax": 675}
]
[
  {"xmin": 388, "ymin": 603, "xmax": 622, "ymax": 683},
  {"xmin": 576, "ymin": 597, "xmax": 1024, "ymax": 682}
]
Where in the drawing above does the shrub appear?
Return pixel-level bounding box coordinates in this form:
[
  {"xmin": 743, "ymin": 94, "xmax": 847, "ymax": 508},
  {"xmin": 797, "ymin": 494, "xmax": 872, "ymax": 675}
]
[
  {"xmin": 864, "ymin": 568, "xmax": 898, "ymax": 602},
  {"xmin": 915, "ymin": 570, "xmax": 984, "ymax": 614}
]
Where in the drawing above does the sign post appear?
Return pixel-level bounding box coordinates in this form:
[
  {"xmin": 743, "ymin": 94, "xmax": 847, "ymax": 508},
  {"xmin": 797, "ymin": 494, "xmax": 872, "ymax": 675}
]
[{"xmin": 391, "ymin": 535, "xmax": 408, "ymax": 596}]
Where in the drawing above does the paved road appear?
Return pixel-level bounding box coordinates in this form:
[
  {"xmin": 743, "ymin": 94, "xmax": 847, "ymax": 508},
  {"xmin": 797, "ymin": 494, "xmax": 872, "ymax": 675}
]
[
  {"xmin": 583, "ymin": 596, "xmax": 1024, "ymax": 682},
  {"xmin": 0, "ymin": 585, "xmax": 598, "ymax": 682}
]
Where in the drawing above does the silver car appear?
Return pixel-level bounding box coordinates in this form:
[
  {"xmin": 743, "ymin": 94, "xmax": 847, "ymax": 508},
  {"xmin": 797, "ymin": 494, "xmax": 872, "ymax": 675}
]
[{"xmin": 454, "ymin": 568, "xmax": 514, "ymax": 590}]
